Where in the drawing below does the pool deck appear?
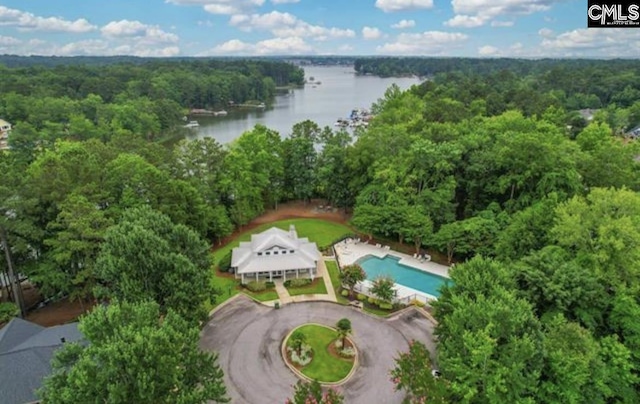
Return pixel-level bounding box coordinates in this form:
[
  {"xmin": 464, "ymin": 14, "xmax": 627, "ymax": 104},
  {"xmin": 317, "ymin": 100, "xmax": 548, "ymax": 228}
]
[{"xmin": 334, "ymin": 240, "xmax": 450, "ymax": 302}]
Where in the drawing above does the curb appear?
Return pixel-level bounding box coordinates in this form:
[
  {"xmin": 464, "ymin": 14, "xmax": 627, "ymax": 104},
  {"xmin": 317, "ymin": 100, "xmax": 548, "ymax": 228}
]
[
  {"xmin": 281, "ymin": 323, "xmax": 359, "ymax": 387},
  {"xmin": 207, "ymin": 293, "xmax": 243, "ymax": 317}
]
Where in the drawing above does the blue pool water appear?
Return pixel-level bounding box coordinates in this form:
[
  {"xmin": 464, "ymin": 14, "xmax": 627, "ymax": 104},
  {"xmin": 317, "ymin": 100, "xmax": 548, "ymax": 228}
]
[{"xmin": 357, "ymin": 255, "xmax": 450, "ymax": 297}]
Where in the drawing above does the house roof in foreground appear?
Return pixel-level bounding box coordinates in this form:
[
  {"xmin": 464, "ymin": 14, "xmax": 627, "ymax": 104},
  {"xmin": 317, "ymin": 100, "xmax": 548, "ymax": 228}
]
[
  {"xmin": 0, "ymin": 318, "xmax": 82, "ymax": 404},
  {"xmin": 231, "ymin": 226, "xmax": 320, "ymax": 274}
]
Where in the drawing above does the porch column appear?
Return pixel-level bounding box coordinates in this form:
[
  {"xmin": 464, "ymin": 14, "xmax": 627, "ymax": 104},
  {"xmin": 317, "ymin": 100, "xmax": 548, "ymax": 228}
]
[
  {"xmin": 284, "ymin": 271, "xmax": 286, "ymax": 282},
  {"xmin": 270, "ymin": 271, "xmax": 273, "ymax": 282},
  {"xmin": 255, "ymin": 272, "xmax": 258, "ymax": 282},
  {"xmin": 296, "ymin": 268, "xmax": 299, "ymax": 279},
  {"xmin": 241, "ymin": 273, "xmax": 245, "ymax": 284}
]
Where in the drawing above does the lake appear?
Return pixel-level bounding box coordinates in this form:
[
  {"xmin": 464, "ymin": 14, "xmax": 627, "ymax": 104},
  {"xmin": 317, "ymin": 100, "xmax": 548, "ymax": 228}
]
[{"xmin": 187, "ymin": 65, "xmax": 421, "ymax": 144}]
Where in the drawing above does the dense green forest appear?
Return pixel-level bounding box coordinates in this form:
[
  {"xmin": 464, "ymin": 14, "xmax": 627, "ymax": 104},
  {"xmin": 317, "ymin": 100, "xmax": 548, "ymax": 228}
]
[
  {"xmin": 356, "ymin": 57, "xmax": 640, "ymax": 122},
  {"xmin": 2, "ymin": 57, "xmax": 640, "ymax": 402},
  {"xmin": 0, "ymin": 58, "xmax": 304, "ymax": 144}
]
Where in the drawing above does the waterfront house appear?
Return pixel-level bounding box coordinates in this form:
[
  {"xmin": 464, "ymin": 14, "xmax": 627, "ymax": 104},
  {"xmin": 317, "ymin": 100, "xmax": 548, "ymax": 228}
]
[
  {"xmin": 0, "ymin": 119, "xmax": 11, "ymax": 150},
  {"xmin": 231, "ymin": 225, "xmax": 320, "ymax": 284}
]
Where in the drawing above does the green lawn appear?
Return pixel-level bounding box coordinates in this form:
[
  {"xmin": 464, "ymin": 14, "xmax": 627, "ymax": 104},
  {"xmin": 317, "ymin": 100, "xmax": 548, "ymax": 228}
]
[
  {"xmin": 286, "ymin": 278, "xmax": 328, "ymax": 296},
  {"xmin": 244, "ymin": 289, "xmax": 279, "ymax": 302},
  {"xmin": 210, "ymin": 270, "xmax": 240, "ymax": 309},
  {"xmin": 210, "ymin": 270, "xmax": 279, "ymax": 307},
  {"xmin": 290, "ymin": 324, "xmax": 354, "ymax": 383},
  {"xmin": 212, "ymin": 219, "xmax": 353, "ymax": 266},
  {"xmin": 326, "ymin": 260, "xmax": 349, "ymax": 305}
]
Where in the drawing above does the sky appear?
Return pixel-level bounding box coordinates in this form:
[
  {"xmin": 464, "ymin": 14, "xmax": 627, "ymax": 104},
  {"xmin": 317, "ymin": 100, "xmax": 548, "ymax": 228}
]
[{"xmin": 0, "ymin": 0, "xmax": 638, "ymax": 58}]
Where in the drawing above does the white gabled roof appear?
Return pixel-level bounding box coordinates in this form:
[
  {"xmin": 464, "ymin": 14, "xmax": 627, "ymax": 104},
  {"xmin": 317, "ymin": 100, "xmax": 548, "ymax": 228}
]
[{"xmin": 231, "ymin": 225, "xmax": 320, "ymax": 274}]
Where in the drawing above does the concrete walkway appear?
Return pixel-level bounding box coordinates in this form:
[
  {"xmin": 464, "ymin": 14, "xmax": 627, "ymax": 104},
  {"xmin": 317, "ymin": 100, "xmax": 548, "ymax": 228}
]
[
  {"xmin": 266, "ymin": 257, "xmax": 338, "ymax": 306},
  {"xmin": 274, "ymin": 280, "xmax": 292, "ymax": 304}
]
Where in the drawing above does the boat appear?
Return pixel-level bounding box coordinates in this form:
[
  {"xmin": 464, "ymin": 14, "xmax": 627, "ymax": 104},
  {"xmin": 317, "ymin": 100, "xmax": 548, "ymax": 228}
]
[{"xmin": 184, "ymin": 120, "xmax": 199, "ymax": 128}]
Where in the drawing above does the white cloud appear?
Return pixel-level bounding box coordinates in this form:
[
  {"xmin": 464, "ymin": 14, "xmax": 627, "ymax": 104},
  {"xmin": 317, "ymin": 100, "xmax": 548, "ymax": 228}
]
[
  {"xmin": 102, "ymin": 20, "xmax": 148, "ymax": 37},
  {"xmin": 540, "ymin": 28, "xmax": 640, "ymax": 56},
  {"xmin": 362, "ymin": 26, "xmax": 382, "ymax": 40},
  {"xmin": 198, "ymin": 20, "xmax": 214, "ymax": 27},
  {"xmin": 101, "ymin": 20, "xmax": 179, "ymax": 44},
  {"xmin": 445, "ymin": 15, "xmax": 486, "ymax": 28},
  {"xmin": 338, "ymin": 44, "xmax": 354, "ymax": 52},
  {"xmin": 166, "ymin": 0, "xmax": 266, "ymax": 15},
  {"xmin": 377, "ymin": 31, "xmax": 468, "ymax": 55},
  {"xmin": 375, "ymin": 0, "xmax": 434, "ymax": 12},
  {"xmin": 271, "ymin": 0, "xmax": 300, "ymax": 3},
  {"xmin": 391, "ymin": 19, "xmax": 415, "ymax": 29},
  {"xmin": 0, "ymin": 6, "xmax": 96, "ymax": 33},
  {"xmin": 538, "ymin": 27, "xmax": 554, "ymax": 38},
  {"xmin": 449, "ymin": 0, "xmax": 566, "ymax": 28},
  {"xmin": 206, "ymin": 36, "xmax": 313, "ymax": 55},
  {"xmin": 0, "ymin": 35, "xmax": 21, "ymax": 45},
  {"xmin": 229, "ymin": 11, "xmax": 355, "ymax": 40},
  {"xmin": 478, "ymin": 45, "xmax": 499, "ymax": 56},
  {"xmin": 491, "ymin": 20, "xmax": 514, "ymax": 27}
]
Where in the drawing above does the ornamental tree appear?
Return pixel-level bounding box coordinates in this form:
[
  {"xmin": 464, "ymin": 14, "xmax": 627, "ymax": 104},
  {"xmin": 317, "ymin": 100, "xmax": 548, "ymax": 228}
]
[
  {"xmin": 390, "ymin": 340, "xmax": 448, "ymax": 404},
  {"xmin": 370, "ymin": 276, "xmax": 395, "ymax": 304},
  {"xmin": 287, "ymin": 380, "xmax": 344, "ymax": 404},
  {"xmin": 338, "ymin": 264, "xmax": 366, "ymax": 298},
  {"xmin": 290, "ymin": 330, "xmax": 307, "ymax": 357},
  {"xmin": 336, "ymin": 318, "xmax": 352, "ymax": 349}
]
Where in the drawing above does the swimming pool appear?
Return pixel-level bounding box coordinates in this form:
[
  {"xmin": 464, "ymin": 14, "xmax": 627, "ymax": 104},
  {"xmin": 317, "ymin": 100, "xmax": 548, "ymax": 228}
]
[{"xmin": 357, "ymin": 255, "xmax": 450, "ymax": 297}]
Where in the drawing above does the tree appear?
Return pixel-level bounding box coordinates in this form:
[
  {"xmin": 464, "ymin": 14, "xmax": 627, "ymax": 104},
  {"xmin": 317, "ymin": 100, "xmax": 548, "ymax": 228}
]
[
  {"xmin": 401, "ymin": 208, "xmax": 433, "ymax": 254},
  {"xmin": 43, "ymin": 193, "xmax": 113, "ymax": 310},
  {"xmin": 390, "ymin": 340, "xmax": 449, "ymax": 404},
  {"xmin": 433, "ymin": 257, "xmax": 543, "ymax": 403},
  {"xmin": 39, "ymin": 300, "xmax": 228, "ymax": 404},
  {"xmin": 552, "ymin": 187, "xmax": 640, "ymax": 290},
  {"xmin": 338, "ymin": 264, "xmax": 366, "ymax": 298},
  {"xmin": 432, "ymin": 214, "xmax": 499, "ymax": 264},
  {"xmin": 351, "ymin": 204, "xmax": 384, "ymax": 241},
  {"xmin": 370, "ymin": 276, "xmax": 395, "ymax": 304},
  {"xmin": 335, "ymin": 318, "xmax": 352, "ymax": 349},
  {"xmin": 94, "ymin": 205, "xmax": 213, "ymax": 323},
  {"xmin": 290, "ymin": 330, "xmax": 307, "ymax": 357},
  {"xmin": 282, "ymin": 120, "xmax": 319, "ymax": 203},
  {"xmin": 287, "ymin": 380, "xmax": 344, "ymax": 404}
]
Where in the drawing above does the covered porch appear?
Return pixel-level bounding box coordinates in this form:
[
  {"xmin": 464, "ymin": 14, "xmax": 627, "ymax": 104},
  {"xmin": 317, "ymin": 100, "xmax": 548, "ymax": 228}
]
[{"xmin": 236, "ymin": 266, "xmax": 316, "ymax": 284}]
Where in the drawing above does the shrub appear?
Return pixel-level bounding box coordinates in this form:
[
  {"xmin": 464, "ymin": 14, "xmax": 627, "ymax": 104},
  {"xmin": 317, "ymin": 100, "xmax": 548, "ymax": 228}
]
[
  {"xmin": 367, "ymin": 296, "xmax": 376, "ymax": 305},
  {"xmin": 265, "ymin": 281, "xmax": 275, "ymax": 289},
  {"xmin": 357, "ymin": 293, "xmax": 366, "ymax": 301},
  {"xmin": 341, "ymin": 289, "xmax": 349, "ymax": 297},
  {"xmin": 218, "ymin": 251, "xmax": 233, "ymax": 272},
  {"xmin": 410, "ymin": 299, "xmax": 426, "ymax": 308},
  {"xmin": 283, "ymin": 280, "xmax": 291, "ymax": 287},
  {"xmin": 245, "ymin": 281, "xmax": 267, "ymax": 292},
  {"xmin": 379, "ymin": 302, "xmax": 393, "ymax": 310},
  {"xmin": 0, "ymin": 302, "xmax": 18, "ymax": 324},
  {"xmin": 289, "ymin": 278, "xmax": 312, "ymax": 288},
  {"xmin": 340, "ymin": 347, "xmax": 356, "ymax": 357}
]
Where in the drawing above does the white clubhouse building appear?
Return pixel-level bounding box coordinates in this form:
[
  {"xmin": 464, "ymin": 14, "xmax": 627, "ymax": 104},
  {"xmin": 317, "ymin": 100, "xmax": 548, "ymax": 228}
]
[{"xmin": 231, "ymin": 225, "xmax": 320, "ymax": 284}]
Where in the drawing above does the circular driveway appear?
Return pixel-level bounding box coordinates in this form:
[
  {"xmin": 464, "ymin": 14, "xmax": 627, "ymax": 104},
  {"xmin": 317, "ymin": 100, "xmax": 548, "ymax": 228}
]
[{"xmin": 200, "ymin": 295, "xmax": 436, "ymax": 404}]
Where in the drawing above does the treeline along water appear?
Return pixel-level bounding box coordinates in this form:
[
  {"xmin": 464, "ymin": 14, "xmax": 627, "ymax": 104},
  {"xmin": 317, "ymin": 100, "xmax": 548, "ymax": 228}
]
[{"xmin": 190, "ymin": 66, "xmax": 421, "ymax": 144}]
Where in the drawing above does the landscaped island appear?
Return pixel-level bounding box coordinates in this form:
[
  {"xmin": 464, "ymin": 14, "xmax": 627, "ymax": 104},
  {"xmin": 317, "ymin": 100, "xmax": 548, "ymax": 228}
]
[{"xmin": 284, "ymin": 323, "xmax": 356, "ymax": 384}]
